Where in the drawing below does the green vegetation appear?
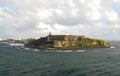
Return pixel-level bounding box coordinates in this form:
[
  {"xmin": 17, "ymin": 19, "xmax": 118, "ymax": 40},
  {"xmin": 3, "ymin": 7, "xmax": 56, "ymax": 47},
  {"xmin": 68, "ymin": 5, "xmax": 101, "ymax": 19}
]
[{"xmin": 66, "ymin": 45, "xmax": 80, "ymax": 49}]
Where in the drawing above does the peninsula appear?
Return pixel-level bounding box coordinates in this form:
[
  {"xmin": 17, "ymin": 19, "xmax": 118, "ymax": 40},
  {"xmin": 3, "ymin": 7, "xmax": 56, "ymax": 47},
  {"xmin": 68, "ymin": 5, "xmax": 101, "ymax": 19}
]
[{"xmin": 25, "ymin": 33, "xmax": 111, "ymax": 50}]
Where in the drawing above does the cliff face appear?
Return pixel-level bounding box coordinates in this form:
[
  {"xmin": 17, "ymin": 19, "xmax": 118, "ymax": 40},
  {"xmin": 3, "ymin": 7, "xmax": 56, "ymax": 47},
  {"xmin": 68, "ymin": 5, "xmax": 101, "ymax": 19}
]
[{"xmin": 25, "ymin": 34, "xmax": 111, "ymax": 49}]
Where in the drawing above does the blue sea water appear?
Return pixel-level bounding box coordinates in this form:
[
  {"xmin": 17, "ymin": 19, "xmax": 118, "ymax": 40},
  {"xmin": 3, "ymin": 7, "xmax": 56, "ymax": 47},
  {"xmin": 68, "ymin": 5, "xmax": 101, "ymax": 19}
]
[{"xmin": 0, "ymin": 42, "xmax": 120, "ymax": 76}]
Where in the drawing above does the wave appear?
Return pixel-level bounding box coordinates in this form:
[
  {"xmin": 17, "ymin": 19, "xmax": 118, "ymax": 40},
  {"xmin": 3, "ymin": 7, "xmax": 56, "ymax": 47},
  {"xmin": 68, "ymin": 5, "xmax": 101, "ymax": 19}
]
[
  {"xmin": 57, "ymin": 50, "xmax": 73, "ymax": 52},
  {"xmin": 57, "ymin": 50, "xmax": 85, "ymax": 52},
  {"xmin": 110, "ymin": 46, "xmax": 115, "ymax": 49},
  {"xmin": 24, "ymin": 48, "xmax": 31, "ymax": 50},
  {"xmin": 33, "ymin": 49, "xmax": 39, "ymax": 51},
  {"xmin": 23, "ymin": 47, "xmax": 85, "ymax": 52},
  {"xmin": 75, "ymin": 50, "xmax": 85, "ymax": 52},
  {"xmin": 32, "ymin": 49, "xmax": 85, "ymax": 52},
  {"xmin": 9, "ymin": 43, "xmax": 24, "ymax": 46}
]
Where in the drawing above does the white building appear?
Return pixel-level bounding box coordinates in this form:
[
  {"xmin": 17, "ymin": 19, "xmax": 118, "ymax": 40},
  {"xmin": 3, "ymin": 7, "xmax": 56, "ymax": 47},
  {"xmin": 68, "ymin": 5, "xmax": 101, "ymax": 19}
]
[{"xmin": 0, "ymin": 37, "xmax": 2, "ymax": 41}]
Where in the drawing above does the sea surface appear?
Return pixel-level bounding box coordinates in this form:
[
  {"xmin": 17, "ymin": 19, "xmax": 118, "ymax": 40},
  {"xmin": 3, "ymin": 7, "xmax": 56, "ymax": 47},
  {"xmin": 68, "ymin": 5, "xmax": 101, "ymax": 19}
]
[{"xmin": 0, "ymin": 42, "xmax": 120, "ymax": 76}]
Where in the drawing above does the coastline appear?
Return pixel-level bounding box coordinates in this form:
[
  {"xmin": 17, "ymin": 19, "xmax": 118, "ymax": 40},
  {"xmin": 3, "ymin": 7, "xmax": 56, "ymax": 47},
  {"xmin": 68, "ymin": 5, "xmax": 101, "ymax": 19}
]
[{"xmin": 25, "ymin": 45, "xmax": 112, "ymax": 50}]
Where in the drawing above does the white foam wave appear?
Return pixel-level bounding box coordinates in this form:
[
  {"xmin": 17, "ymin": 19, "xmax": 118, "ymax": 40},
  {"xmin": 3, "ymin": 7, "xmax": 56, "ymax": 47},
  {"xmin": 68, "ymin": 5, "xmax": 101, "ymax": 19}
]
[
  {"xmin": 25, "ymin": 48, "xmax": 30, "ymax": 50},
  {"xmin": 110, "ymin": 46, "xmax": 115, "ymax": 49},
  {"xmin": 33, "ymin": 49, "xmax": 39, "ymax": 51},
  {"xmin": 43, "ymin": 50, "xmax": 85, "ymax": 52},
  {"xmin": 9, "ymin": 43, "xmax": 24, "ymax": 46},
  {"xmin": 75, "ymin": 50, "xmax": 85, "ymax": 52},
  {"xmin": 23, "ymin": 47, "xmax": 85, "ymax": 52}
]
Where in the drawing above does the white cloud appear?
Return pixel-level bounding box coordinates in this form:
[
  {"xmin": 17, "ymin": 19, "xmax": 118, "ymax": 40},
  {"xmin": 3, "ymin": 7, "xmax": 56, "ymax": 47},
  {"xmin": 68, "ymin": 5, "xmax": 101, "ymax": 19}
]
[
  {"xmin": 105, "ymin": 10, "xmax": 118, "ymax": 21},
  {"xmin": 113, "ymin": 24, "xmax": 120, "ymax": 28},
  {"xmin": 87, "ymin": 9, "xmax": 101, "ymax": 20},
  {"xmin": 114, "ymin": 0, "xmax": 120, "ymax": 3},
  {"xmin": 54, "ymin": 24, "xmax": 64, "ymax": 32},
  {"xmin": 71, "ymin": 8, "xmax": 79, "ymax": 17},
  {"xmin": 93, "ymin": 0, "xmax": 101, "ymax": 8},
  {"xmin": 80, "ymin": 0, "xmax": 85, "ymax": 3},
  {"xmin": 69, "ymin": 0, "xmax": 75, "ymax": 8},
  {"xmin": 86, "ymin": 0, "xmax": 102, "ymax": 20},
  {"xmin": 54, "ymin": 9, "xmax": 63, "ymax": 15},
  {"xmin": 0, "ymin": 0, "xmax": 120, "ymax": 40},
  {"xmin": 38, "ymin": 9, "xmax": 53, "ymax": 19}
]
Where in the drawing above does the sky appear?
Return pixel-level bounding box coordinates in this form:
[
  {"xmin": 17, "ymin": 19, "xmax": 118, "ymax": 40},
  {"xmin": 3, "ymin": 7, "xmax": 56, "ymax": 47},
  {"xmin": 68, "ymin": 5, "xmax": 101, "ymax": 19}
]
[{"xmin": 0, "ymin": 0, "xmax": 120, "ymax": 40}]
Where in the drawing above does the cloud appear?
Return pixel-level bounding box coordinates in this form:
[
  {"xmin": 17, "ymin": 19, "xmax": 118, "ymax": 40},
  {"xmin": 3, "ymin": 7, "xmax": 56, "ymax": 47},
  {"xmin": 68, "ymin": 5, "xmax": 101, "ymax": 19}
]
[
  {"xmin": 0, "ymin": 0, "xmax": 120, "ymax": 40},
  {"xmin": 105, "ymin": 9, "xmax": 118, "ymax": 21}
]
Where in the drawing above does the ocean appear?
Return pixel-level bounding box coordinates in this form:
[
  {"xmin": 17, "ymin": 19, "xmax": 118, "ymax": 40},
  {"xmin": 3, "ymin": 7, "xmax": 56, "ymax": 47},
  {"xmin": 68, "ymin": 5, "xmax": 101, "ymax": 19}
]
[{"xmin": 0, "ymin": 42, "xmax": 120, "ymax": 76}]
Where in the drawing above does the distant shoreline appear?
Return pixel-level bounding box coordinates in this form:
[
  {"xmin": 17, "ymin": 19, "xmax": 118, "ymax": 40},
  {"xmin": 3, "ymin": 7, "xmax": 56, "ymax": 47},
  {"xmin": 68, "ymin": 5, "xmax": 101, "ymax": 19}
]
[
  {"xmin": 0, "ymin": 34, "xmax": 112, "ymax": 50},
  {"xmin": 25, "ymin": 45, "xmax": 111, "ymax": 50}
]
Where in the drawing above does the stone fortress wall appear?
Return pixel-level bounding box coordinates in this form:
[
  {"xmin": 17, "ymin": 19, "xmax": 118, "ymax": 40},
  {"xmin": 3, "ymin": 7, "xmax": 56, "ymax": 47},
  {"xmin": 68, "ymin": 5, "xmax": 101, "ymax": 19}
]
[{"xmin": 45, "ymin": 33, "xmax": 86, "ymax": 48}]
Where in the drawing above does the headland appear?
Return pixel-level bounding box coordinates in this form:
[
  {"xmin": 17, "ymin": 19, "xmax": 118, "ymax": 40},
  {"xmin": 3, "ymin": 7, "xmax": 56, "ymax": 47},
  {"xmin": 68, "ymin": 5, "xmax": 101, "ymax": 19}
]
[{"xmin": 25, "ymin": 33, "xmax": 111, "ymax": 50}]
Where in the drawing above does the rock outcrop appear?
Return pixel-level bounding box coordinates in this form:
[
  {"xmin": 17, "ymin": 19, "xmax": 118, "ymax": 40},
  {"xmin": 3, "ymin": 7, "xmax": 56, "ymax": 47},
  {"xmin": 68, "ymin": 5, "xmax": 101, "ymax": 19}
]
[{"xmin": 25, "ymin": 34, "xmax": 111, "ymax": 49}]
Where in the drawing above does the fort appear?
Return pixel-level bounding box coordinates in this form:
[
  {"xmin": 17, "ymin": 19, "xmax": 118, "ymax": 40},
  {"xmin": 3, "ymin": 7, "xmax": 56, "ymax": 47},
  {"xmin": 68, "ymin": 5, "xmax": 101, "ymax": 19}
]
[{"xmin": 25, "ymin": 33, "xmax": 111, "ymax": 49}]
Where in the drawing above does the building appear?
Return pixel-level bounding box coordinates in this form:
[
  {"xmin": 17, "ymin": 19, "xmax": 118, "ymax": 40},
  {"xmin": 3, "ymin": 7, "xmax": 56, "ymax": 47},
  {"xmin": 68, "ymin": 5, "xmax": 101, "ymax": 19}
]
[
  {"xmin": 0, "ymin": 37, "xmax": 2, "ymax": 41},
  {"xmin": 40, "ymin": 34, "xmax": 86, "ymax": 48}
]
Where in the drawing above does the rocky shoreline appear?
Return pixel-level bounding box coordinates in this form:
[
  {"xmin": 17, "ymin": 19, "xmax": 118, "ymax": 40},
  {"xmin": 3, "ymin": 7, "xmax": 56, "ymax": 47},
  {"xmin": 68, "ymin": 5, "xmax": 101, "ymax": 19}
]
[{"xmin": 25, "ymin": 34, "xmax": 112, "ymax": 50}]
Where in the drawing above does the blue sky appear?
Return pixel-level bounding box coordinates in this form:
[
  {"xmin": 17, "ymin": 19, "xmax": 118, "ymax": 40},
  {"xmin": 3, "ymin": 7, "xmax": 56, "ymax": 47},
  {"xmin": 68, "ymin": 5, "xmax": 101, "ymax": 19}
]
[{"xmin": 0, "ymin": 0, "xmax": 120, "ymax": 40}]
